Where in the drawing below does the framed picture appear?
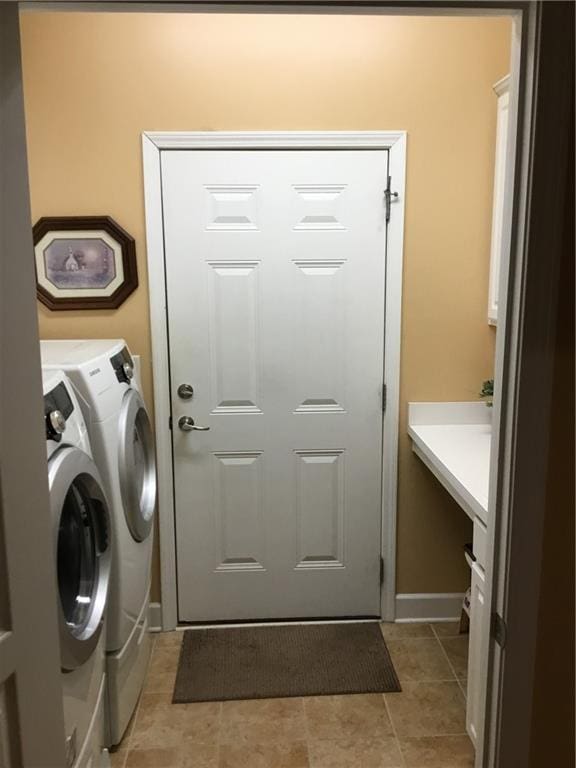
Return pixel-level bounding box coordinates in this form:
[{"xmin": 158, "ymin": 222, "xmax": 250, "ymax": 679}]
[{"xmin": 33, "ymin": 216, "xmax": 138, "ymax": 310}]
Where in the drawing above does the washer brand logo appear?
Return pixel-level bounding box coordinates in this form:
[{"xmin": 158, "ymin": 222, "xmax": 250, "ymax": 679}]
[{"xmin": 89, "ymin": 367, "xmax": 101, "ymax": 377}]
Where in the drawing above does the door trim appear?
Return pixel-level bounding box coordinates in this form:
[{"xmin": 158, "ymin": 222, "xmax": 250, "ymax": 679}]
[{"xmin": 142, "ymin": 130, "xmax": 406, "ymax": 630}]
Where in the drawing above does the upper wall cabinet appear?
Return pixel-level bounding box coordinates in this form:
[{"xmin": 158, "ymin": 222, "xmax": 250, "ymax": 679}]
[{"xmin": 487, "ymin": 75, "xmax": 510, "ymax": 326}]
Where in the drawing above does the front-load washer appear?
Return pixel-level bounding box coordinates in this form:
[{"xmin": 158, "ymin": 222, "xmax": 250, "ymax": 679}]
[
  {"xmin": 42, "ymin": 369, "xmax": 112, "ymax": 768},
  {"xmin": 40, "ymin": 340, "xmax": 156, "ymax": 746}
]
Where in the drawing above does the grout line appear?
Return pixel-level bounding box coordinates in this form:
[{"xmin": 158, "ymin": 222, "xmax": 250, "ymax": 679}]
[
  {"xmin": 301, "ymin": 697, "xmax": 315, "ymax": 768},
  {"xmin": 382, "ymin": 693, "xmax": 407, "ymax": 768},
  {"xmin": 385, "ymin": 625, "xmax": 467, "ymax": 749},
  {"xmin": 295, "ymin": 698, "xmax": 311, "ymax": 768},
  {"xmin": 430, "ymin": 623, "xmax": 461, "ymax": 641},
  {"xmin": 215, "ymin": 701, "xmax": 223, "ymax": 767},
  {"xmin": 432, "ymin": 632, "xmax": 470, "ymax": 728},
  {"xmin": 432, "ymin": 629, "xmax": 465, "ymax": 684}
]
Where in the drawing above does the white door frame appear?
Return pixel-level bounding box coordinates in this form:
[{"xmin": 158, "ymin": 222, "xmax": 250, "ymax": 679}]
[{"xmin": 142, "ymin": 130, "xmax": 407, "ymax": 629}]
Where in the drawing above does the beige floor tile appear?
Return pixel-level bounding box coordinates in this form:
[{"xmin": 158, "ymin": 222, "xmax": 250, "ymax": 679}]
[
  {"xmin": 125, "ymin": 744, "xmax": 219, "ymax": 768},
  {"xmin": 380, "ymin": 623, "xmax": 434, "ymax": 640},
  {"xmin": 384, "ymin": 682, "xmax": 466, "ymax": 739},
  {"xmin": 180, "ymin": 743, "xmax": 220, "ymax": 767},
  {"xmin": 113, "ymin": 702, "xmax": 138, "ymax": 751},
  {"xmin": 110, "ymin": 748, "xmax": 127, "ymax": 768},
  {"xmin": 431, "ymin": 623, "xmax": 462, "ymax": 638},
  {"xmin": 125, "ymin": 747, "xmax": 182, "ymax": 768},
  {"xmin": 219, "ymin": 741, "xmax": 309, "ymax": 768},
  {"xmin": 143, "ymin": 666, "xmax": 177, "ymax": 694},
  {"xmin": 221, "ymin": 698, "xmax": 306, "ymax": 745},
  {"xmin": 131, "ymin": 693, "xmax": 222, "ymax": 749},
  {"xmin": 399, "ymin": 735, "xmax": 474, "ymax": 767},
  {"xmin": 387, "ymin": 639, "xmax": 455, "ymax": 683},
  {"xmin": 149, "ymin": 645, "xmax": 181, "ymax": 675},
  {"xmin": 110, "ymin": 708, "xmax": 138, "ymax": 768},
  {"xmin": 308, "ymin": 736, "xmax": 404, "ymax": 767},
  {"xmin": 304, "ymin": 695, "xmax": 393, "ymax": 742},
  {"xmin": 440, "ymin": 637, "xmax": 469, "ymax": 680},
  {"xmin": 143, "ymin": 646, "xmax": 178, "ymax": 693},
  {"xmin": 155, "ymin": 631, "xmax": 185, "ymax": 649}
]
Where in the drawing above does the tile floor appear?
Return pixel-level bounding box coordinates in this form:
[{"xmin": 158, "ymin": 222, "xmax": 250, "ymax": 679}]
[{"xmin": 110, "ymin": 622, "xmax": 472, "ymax": 768}]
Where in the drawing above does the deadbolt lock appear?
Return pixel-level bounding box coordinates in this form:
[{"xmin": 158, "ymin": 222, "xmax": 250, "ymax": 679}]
[{"xmin": 177, "ymin": 383, "xmax": 194, "ymax": 400}]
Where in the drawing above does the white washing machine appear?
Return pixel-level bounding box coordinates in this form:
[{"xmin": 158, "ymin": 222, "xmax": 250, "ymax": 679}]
[
  {"xmin": 43, "ymin": 369, "xmax": 112, "ymax": 768},
  {"xmin": 41, "ymin": 340, "xmax": 156, "ymax": 747}
]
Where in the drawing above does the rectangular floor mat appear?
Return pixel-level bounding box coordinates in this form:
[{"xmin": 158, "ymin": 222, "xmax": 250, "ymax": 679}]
[{"xmin": 173, "ymin": 622, "xmax": 401, "ymax": 703}]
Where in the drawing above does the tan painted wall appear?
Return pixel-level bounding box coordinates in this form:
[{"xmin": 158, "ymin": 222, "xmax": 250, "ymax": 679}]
[{"xmin": 20, "ymin": 12, "xmax": 510, "ymax": 603}]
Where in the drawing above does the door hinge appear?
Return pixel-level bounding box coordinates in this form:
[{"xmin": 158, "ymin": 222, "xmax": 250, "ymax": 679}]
[
  {"xmin": 382, "ymin": 384, "xmax": 387, "ymax": 412},
  {"xmin": 491, "ymin": 612, "xmax": 507, "ymax": 649},
  {"xmin": 168, "ymin": 416, "xmax": 172, "ymax": 431},
  {"xmin": 380, "ymin": 556, "xmax": 385, "ymax": 585},
  {"xmin": 384, "ymin": 175, "xmax": 399, "ymax": 223}
]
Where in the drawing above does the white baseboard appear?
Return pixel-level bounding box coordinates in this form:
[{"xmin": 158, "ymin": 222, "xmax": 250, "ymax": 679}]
[
  {"xmin": 147, "ymin": 596, "xmax": 463, "ymax": 629},
  {"xmin": 395, "ymin": 593, "xmax": 464, "ymax": 623},
  {"xmin": 148, "ymin": 602, "xmax": 162, "ymax": 632}
]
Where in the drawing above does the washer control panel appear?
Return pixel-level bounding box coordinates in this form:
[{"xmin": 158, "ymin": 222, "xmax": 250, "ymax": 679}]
[
  {"xmin": 43, "ymin": 382, "xmax": 74, "ymax": 442},
  {"xmin": 110, "ymin": 346, "xmax": 134, "ymax": 384}
]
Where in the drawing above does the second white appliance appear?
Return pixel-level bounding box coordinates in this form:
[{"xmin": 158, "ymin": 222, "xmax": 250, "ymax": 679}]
[{"xmin": 41, "ymin": 340, "xmax": 157, "ymax": 746}]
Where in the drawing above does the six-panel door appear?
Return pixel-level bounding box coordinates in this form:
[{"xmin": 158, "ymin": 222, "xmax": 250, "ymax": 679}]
[{"xmin": 161, "ymin": 149, "xmax": 388, "ymax": 621}]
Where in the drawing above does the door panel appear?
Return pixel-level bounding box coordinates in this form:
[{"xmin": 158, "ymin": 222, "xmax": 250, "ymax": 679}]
[
  {"xmin": 213, "ymin": 451, "xmax": 265, "ymax": 572},
  {"xmin": 162, "ymin": 149, "xmax": 388, "ymax": 621},
  {"xmin": 295, "ymin": 450, "xmax": 345, "ymax": 568},
  {"xmin": 291, "ymin": 262, "xmax": 346, "ymax": 412},
  {"xmin": 208, "ymin": 261, "xmax": 262, "ymax": 414}
]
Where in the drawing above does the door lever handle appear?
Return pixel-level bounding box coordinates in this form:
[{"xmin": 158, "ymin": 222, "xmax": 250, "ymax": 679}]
[{"xmin": 178, "ymin": 416, "xmax": 210, "ymax": 432}]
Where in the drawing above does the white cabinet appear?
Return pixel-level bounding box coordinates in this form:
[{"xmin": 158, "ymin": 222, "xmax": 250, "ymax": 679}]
[
  {"xmin": 488, "ymin": 75, "xmax": 510, "ymax": 326},
  {"xmin": 467, "ymin": 561, "xmax": 488, "ymax": 749}
]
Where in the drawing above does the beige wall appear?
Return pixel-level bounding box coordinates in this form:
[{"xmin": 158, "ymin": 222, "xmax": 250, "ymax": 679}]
[{"xmin": 20, "ymin": 12, "xmax": 510, "ymax": 603}]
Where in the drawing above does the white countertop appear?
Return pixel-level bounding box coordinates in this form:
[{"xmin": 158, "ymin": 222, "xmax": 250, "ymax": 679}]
[{"xmin": 408, "ymin": 402, "xmax": 492, "ymax": 524}]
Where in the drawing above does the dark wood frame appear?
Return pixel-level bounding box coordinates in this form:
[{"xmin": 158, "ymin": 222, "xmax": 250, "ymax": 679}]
[{"xmin": 33, "ymin": 215, "xmax": 138, "ymax": 310}]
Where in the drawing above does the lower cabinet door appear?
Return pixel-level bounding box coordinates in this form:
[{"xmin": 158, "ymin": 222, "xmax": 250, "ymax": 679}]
[{"xmin": 466, "ymin": 561, "xmax": 487, "ymax": 749}]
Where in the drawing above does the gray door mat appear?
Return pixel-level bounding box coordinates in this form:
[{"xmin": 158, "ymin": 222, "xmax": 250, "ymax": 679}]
[{"xmin": 173, "ymin": 622, "xmax": 401, "ymax": 703}]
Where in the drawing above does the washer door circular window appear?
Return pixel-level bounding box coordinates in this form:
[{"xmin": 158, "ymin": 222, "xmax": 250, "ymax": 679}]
[
  {"xmin": 48, "ymin": 448, "xmax": 111, "ymax": 671},
  {"xmin": 118, "ymin": 388, "xmax": 157, "ymax": 542}
]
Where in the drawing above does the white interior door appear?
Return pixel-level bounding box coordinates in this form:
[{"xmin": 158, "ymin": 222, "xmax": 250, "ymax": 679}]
[{"xmin": 161, "ymin": 149, "xmax": 388, "ymax": 622}]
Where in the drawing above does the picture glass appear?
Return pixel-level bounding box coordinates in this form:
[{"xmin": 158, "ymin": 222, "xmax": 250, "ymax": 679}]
[
  {"xmin": 35, "ymin": 229, "xmax": 125, "ymax": 299},
  {"xmin": 43, "ymin": 237, "xmax": 116, "ymax": 290}
]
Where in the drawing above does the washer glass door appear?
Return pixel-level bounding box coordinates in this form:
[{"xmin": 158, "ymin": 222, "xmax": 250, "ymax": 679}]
[
  {"xmin": 49, "ymin": 447, "xmax": 111, "ymax": 671},
  {"xmin": 58, "ymin": 480, "xmax": 98, "ymax": 632},
  {"xmin": 118, "ymin": 388, "xmax": 157, "ymax": 542}
]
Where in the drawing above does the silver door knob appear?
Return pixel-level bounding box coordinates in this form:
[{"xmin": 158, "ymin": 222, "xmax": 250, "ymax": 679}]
[
  {"xmin": 177, "ymin": 383, "xmax": 194, "ymax": 400},
  {"xmin": 178, "ymin": 416, "xmax": 210, "ymax": 432}
]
